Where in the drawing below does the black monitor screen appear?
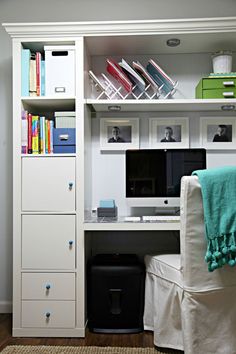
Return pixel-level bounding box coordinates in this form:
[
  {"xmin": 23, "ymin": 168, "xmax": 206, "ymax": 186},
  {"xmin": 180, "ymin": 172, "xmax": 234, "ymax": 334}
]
[{"xmin": 126, "ymin": 149, "xmax": 206, "ymax": 198}]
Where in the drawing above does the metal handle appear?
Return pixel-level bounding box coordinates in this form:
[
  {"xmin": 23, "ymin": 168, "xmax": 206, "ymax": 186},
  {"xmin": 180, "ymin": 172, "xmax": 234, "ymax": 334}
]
[
  {"xmin": 223, "ymin": 91, "xmax": 235, "ymax": 97},
  {"xmin": 45, "ymin": 284, "xmax": 51, "ymax": 290},
  {"xmin": 45, "ymin": 312, "xmax": 51, "ymax": 318},
  {"xmin": 223, "ymin": 81, "xmax": 235, "ymax": 86},
  {"xmin": 69, "ymin": 240, "xmax": 74, "ymax": 246},
  {"xmin": 59, "ymin": 134, "xmax": 69, "ymax": 141},
  {"xmin": 69, "ymin": 182, "xmax": 73, "ymax": 190},
  {"xmin": 55, "ymin": 87, "xmax": 66, "ymax": 93}
]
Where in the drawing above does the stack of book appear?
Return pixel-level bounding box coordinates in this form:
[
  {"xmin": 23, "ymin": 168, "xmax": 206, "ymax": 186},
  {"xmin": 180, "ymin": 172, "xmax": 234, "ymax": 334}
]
[
  {"xmin": 21, "ymin": 110, "xmax": 54, "ymax": 154},
  {"xmin": 21, "ymin": 49, "xmax": 45, "ymax": 96}
]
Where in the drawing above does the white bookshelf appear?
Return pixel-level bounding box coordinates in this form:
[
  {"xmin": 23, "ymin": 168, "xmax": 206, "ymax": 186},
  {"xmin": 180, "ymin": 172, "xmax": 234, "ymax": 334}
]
[
  {"xmin": 3, "ymin": 16, "xmax": 236, "ymax": 338},
  {"xmin": 86, "ymin": 98, "xmax": 236, "ymax": 112}
]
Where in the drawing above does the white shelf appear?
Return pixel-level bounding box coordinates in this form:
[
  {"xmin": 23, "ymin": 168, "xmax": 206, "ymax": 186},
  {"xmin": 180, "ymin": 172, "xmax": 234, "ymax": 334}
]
[
  {"xmin": 21, "ymin": 97, "xmax": 75, "ymax": 111},
  {"xmin": 86, "ymin": 98, "xmax": 236, "ymax": 112},
  {"xmin": 21, "ymin": 154, "xmax": 76, "ymax": 158}
]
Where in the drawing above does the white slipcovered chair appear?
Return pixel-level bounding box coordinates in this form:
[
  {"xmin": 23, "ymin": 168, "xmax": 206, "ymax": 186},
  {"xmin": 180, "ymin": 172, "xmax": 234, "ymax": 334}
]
[{"xmin": 143, "ymin": 175, "xmax": 236, "ymax": 354}]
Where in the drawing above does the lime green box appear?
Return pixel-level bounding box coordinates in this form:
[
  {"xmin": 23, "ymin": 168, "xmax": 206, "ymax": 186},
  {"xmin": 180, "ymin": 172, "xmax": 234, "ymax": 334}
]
[{"xmin": 196, "ymin": 77, "xmax": 236, "ymax": 99}]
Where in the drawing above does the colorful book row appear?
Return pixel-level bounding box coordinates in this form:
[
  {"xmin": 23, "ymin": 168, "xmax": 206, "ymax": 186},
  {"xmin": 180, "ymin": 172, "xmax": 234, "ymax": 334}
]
[{"xmin": 21, "ymin": 111, "xmax": 53, "ymax": 154}]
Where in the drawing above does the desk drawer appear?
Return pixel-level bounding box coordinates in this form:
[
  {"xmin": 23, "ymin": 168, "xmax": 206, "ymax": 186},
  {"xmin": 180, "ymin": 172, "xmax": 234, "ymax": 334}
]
[
  {"xmin": 22, "ymin": 300, "xmax": 75, "ymax": 328},
  {"xmin": 22, "ymin": 273, "xmax": 75, "ymax": 300}
]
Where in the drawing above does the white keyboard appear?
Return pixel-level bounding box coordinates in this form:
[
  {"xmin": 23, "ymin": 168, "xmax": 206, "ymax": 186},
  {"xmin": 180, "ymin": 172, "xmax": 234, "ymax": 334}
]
[
  {"xmin": 124, "ymin": 216, "xmax": 141, "ymax": 222},
  {"xmin": 142, "ymin": 215, "xmax": 180, "ymax": 222}
]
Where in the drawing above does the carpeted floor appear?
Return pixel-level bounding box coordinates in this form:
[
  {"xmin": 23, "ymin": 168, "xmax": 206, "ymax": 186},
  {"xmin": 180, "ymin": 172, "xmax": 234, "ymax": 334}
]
[{"xmin": 0, "ymin": 346, "xmax": 180, "ymax": 354}]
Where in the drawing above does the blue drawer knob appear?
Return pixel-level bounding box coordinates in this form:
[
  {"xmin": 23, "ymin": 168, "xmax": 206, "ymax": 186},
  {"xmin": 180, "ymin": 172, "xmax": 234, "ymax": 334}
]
[
  {"xmin": 45, "ymin": 284, "xmax": 51, "ymax": 290},
  {"xmin": 69, "ymin": 182, "xmax": 73, "ymax": 190},
  {"xmin": 45, "ymin": 312, "xmax": 51, "ymax": 318},
  {"xmin": 69, "ymin": 240, "xmax": 74, "ymax": 246}
]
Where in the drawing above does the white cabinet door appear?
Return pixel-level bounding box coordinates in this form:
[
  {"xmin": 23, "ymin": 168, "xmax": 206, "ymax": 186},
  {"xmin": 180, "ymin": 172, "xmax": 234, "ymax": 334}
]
[
  {"xmin": 22, "ymin": 157, "xmax": 75, "ymax": 211},
  {"xmin": 22, "ymin": 215, "xmax": 75, "ymax": 269}
]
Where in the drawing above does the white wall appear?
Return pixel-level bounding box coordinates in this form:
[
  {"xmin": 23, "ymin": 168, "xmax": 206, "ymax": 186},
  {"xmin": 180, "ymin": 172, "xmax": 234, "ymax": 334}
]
[{"xmin": 0, "ymin": 0, "xmax": 236, "ymax": 312}]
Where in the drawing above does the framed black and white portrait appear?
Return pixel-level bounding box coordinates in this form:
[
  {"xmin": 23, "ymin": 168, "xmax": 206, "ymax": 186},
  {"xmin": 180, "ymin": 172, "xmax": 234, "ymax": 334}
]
[
  {"xmin": 149, "ymin": 117, "xmax": 189, "ymax": 148},
  {"xmin": 200, "ymin": 117, "xmax": 236, "ymax": 149},
  {"xmin": 100, "ymin": 118, "xmax": 139, "ymax": 150}
]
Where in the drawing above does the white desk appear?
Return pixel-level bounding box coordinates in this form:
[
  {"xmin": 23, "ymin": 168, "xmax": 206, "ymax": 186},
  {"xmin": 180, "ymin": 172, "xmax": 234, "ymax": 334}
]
[{"xmin": 84, "ymin": 215, "xmax": 180, "ymax": 231}]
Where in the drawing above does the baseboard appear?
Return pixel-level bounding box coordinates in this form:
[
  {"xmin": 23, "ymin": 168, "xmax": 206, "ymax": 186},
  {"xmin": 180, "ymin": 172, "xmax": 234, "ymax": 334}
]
[{"xmin": 0, "ymin": 301, "xmax": 12, "ymax": 313}]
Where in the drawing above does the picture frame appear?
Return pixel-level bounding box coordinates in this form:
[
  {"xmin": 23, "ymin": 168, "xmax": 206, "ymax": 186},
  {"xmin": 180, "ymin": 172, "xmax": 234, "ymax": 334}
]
[
  {"xmin": 149, "ymin": 117, "xmax": 189, "ymax": 148},
  {"xmin": 100, "ymin": 118, "xmax": 139, "ymax": 151},
  {"xmin": 200, "ymin": 116, "xmax": 236, "ymax": 150}
]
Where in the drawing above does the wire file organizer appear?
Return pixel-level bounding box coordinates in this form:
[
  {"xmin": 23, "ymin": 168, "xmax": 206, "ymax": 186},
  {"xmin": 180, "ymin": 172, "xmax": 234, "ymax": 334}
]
[{"xmin": 89, "ymin": 70, "xmax": 178, "ymax": 101}]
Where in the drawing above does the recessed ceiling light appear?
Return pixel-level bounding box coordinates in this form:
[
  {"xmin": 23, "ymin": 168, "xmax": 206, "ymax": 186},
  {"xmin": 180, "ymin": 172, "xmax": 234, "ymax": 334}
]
[{"xmin": 166, "ymin": 38, "xmax": 180, "ymax": 47}]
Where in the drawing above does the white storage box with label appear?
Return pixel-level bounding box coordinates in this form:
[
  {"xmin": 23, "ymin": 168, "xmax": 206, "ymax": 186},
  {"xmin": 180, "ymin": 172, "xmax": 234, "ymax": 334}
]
[{"xmin": 44, "ymin": 45, "xmax": 75, "ymax": 96}]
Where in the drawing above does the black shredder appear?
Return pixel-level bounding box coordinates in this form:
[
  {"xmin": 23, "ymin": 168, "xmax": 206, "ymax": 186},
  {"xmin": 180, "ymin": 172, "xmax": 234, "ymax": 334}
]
[{"xmin": 87, "ymin": 254, "xmax": 145, "ymax": 333}]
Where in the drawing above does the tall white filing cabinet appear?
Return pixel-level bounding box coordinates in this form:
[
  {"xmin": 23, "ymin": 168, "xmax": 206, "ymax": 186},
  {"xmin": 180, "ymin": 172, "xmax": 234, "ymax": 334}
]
[{"xmin": 4, "ymin": 27, "xmax": 85, "ymax": 336}]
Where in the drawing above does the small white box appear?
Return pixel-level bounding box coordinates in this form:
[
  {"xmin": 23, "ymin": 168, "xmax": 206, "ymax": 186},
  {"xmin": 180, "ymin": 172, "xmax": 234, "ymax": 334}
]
[{"xmin": 44, "ymin": 45, "xmax": 75, "ymax": 96}]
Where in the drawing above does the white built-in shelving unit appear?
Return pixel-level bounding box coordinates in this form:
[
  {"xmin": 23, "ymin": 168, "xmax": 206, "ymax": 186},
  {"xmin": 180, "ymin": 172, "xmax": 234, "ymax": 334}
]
[{"xmin": 3, "ymin": 16, "xmax": 236, "ymax": 337}]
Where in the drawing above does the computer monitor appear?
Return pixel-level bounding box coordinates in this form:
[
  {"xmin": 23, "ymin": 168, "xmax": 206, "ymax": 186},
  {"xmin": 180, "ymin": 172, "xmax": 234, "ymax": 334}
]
[{"xmin": 126, "ymin": 148, "xmax": 206, "ymax": 208}]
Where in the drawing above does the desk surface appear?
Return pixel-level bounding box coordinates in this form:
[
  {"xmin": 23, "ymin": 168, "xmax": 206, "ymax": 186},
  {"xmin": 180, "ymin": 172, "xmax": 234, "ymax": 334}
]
[{"xmin": 84, "ymin": 215, "xmax": 180, "ymax": 231}]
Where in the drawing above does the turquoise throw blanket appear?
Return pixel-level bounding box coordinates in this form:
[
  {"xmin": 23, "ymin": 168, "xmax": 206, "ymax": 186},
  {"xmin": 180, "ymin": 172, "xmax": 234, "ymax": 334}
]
[{"xmin": 192, "ymin": 166, "xmax": 236, "ymax": 272}]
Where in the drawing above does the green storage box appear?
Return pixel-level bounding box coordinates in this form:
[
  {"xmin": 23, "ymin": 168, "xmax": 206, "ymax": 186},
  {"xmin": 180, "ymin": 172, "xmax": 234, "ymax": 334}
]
[{"xmin": 196, "ymin": 77, "xmax": 236, "ymax": 99}]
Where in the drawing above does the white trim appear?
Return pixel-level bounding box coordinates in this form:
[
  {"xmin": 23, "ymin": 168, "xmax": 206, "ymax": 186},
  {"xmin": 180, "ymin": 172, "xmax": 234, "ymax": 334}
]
[
  {"xmin": 0, "ymin": 301, "xmax": 12, "ymax": 313},
  {"xmin": 3, "ymin": 17, "xmax": 236, "ymax": 38}
]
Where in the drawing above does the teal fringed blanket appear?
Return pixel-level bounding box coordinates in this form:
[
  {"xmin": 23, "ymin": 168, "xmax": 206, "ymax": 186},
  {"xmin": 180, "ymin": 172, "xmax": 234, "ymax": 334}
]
[{"xmin": 192, "ymin": 166, "xmax": 236, "ymax": 272}]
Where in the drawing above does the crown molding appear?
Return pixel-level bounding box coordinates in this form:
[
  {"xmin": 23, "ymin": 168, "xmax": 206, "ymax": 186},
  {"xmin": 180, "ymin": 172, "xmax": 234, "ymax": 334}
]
[{"xmin": 3, "ymin": 17, "xmax": 236, "ymax": 38}]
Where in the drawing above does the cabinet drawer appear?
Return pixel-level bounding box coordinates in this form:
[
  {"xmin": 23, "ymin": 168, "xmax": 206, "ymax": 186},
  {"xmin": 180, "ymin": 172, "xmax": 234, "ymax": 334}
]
[
  {"xmin": 22, "ymin": 300, "xmax": 75, "ymax": 328},
  {"xmin": 202, "ymin": 78, "xmax": 236, "ymax": 89},
  {"xmin": 22, "ymin": 273, "xmax": 75, "ymax": 300},
  {"xmin": 22, "ymin": 215, "xmax": 75, "ymax": 269},
  {"xmin": 202, "ymin": 88, "xmax": 236, "ymax": 99},
  {"xmin": 196, "ymin": 77, "xmax": 236, "ymax": 98},
  {"xmin": 22, "ymin": 157, "xmax": 75, "ymax": 212}
]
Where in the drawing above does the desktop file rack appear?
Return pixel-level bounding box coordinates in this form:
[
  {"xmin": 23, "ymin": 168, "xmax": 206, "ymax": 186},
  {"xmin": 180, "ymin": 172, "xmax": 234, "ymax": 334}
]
[{"xmin": 89, "ymin": 70, "xmax": 177, "ymax": 100}]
